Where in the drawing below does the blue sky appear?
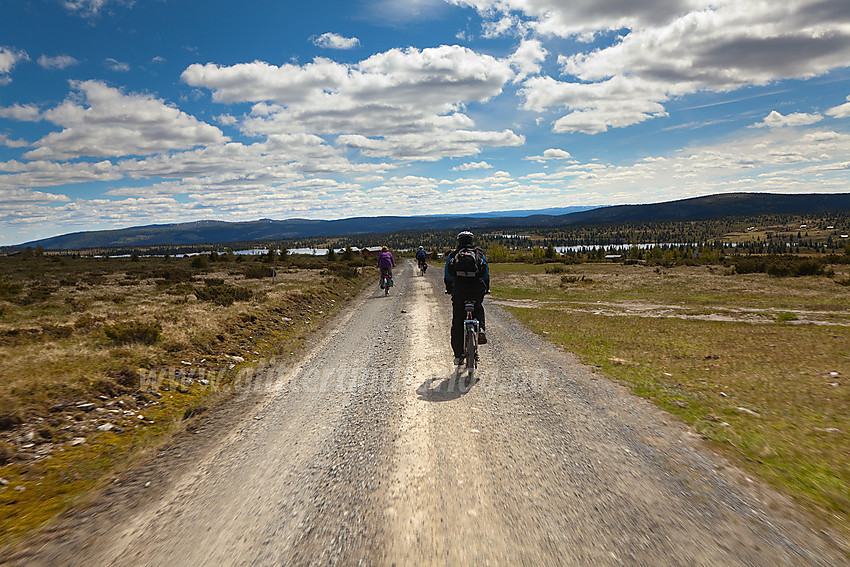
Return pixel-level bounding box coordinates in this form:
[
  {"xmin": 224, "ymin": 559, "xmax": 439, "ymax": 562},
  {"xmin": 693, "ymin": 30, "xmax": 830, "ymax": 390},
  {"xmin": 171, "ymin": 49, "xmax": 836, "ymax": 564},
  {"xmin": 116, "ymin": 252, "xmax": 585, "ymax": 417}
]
[{"xmin": 2, "ymin": 0, "xmax": 850, "ymax": 245}]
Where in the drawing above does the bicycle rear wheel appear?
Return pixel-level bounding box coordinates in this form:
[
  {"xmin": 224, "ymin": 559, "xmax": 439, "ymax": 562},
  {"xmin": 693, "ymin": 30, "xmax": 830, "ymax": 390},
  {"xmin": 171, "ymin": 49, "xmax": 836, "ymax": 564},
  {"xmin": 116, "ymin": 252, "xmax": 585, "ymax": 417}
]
[{"xmin": 465, "ymin": 326, "xmax": 477, "ymax": 378}]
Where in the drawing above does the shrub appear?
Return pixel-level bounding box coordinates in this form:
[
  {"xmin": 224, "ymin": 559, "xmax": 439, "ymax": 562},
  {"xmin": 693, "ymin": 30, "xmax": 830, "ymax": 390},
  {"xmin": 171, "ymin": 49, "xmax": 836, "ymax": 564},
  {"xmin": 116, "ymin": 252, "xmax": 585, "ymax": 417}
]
[
  {"xmin": 203, "ymin": 277, "xmax": 225, "ymax": 287},
  {"xmin": 326, "ymin": 262, "xmax": 359, "ymax": 278},
  {"xmin": 14, "ymin": 285, "xmax": 54, "ymax": 305},
  {"xmin": 242, "ymin": 265, "xmax": 273, "ymax": 279},
  {"xmin": 560, "ymin": 274, "xmax": 590, "ymax": 285},
  {"xmin": 729, "ymin": 255, "xmax": 829, "ymax": 277},
  {"xmin": 152, "ymin": 267, "xmax": 194, "ymax": 283},
  {"xmin": 190, "ymin": 255, "xmax": 209, "ymax": 269},
  {"xmin": 0, "ymin": 276, "xmax": 22, "ymax": 299},
  {"xmin": 103, "ymin": 320, "xmax": 162, "ymax": 345},
  {"xmin": 194, "ymin": 284, "xmax": 252, "ymax": 306},
  {"xmin": 545, "ymin": 264, "xmax": 568, "ymax": 274}
]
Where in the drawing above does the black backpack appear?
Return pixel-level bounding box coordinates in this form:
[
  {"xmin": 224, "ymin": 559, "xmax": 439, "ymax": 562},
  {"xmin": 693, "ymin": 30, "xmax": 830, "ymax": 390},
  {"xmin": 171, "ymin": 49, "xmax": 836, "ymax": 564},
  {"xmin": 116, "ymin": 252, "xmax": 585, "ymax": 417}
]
[{"xmin": 451, "ymin": 247, "xmax": 482, "ymax": 279}]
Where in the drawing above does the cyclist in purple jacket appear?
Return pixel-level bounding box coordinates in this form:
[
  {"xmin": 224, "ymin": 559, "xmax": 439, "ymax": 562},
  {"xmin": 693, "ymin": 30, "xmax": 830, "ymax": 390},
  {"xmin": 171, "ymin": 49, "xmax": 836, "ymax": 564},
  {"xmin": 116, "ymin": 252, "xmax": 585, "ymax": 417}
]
[{"xmin": 378, "ymin": 246, "xmax": 395, "ymax": 288}]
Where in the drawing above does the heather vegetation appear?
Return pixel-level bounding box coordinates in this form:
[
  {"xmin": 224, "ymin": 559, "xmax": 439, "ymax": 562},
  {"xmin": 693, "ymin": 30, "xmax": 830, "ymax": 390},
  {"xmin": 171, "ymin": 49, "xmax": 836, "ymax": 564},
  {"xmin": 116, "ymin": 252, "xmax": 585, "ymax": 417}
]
[
  {"xmin": 0, "ymin": 252, "xmax": 371, "ymax": 545},
  {"xmin": 491, "ymin": 260, "xmax": 850, "ymax": 535}
]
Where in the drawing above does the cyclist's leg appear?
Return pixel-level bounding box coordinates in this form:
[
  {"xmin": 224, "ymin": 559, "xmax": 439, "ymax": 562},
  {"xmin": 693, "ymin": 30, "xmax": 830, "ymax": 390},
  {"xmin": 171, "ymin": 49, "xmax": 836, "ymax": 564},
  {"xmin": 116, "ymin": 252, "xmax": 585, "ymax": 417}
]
[
  {"xmin": 474, "ymin": 294, "xmax": 487, "ymax": 343},
  {"xmin": 474, "ymin": 295, "xmax": 485, "ymax": 332}
]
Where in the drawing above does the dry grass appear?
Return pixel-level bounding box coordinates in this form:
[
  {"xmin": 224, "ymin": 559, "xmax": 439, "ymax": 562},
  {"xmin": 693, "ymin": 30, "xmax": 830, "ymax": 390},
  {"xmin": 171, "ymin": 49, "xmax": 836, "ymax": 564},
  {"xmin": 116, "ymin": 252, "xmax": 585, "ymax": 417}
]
[
  {"xmin": 491, "ymin": 261, "xmax": 850, "ymax": 535},
  {"xmin": 0, "ymin": 254, "xmax": 371, "ymax": 547}
]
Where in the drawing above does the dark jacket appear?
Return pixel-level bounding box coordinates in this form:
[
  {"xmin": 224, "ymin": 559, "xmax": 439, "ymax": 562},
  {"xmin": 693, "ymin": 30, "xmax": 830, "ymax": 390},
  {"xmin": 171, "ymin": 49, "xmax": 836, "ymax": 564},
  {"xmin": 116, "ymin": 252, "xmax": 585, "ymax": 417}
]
[{"xmin": 444, "ymin": 247, "xmax": 489, "ymax": 297}]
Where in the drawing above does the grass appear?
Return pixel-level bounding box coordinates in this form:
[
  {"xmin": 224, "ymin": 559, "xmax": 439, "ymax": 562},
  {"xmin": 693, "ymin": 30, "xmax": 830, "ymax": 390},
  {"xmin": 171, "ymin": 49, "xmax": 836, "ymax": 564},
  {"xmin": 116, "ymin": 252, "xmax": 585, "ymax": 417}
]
[
  {"xmin": 0, "ymin": 253, "xmax": 372, "ymax": 548},
  {"xmin": 491, "ymin": 261, "xmax": 850, "ymax": 536}
]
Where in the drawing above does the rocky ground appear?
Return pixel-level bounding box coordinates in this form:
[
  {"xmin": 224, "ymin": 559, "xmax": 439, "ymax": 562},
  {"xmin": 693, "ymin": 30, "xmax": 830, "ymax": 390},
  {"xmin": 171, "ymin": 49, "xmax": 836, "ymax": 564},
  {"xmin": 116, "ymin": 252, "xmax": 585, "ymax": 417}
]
[{"xmin": 4, "ymin": 260, "xmax": 848, "ymax": 566}]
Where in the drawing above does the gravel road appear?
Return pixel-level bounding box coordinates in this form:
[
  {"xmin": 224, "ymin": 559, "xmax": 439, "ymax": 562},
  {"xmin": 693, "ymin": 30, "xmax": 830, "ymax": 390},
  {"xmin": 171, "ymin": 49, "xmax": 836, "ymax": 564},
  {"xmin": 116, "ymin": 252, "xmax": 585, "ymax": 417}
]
[{"xmin": 7, "ymin": 260, "xmax": 848, "ymax": 566}]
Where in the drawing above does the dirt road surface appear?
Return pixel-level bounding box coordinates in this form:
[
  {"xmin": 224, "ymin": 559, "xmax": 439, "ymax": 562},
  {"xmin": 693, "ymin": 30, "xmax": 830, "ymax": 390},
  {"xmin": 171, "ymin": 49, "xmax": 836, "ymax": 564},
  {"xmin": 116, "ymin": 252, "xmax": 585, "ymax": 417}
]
[{"xmin": 6, "ymin": 260, "xmax": 848, "ymax": 566}]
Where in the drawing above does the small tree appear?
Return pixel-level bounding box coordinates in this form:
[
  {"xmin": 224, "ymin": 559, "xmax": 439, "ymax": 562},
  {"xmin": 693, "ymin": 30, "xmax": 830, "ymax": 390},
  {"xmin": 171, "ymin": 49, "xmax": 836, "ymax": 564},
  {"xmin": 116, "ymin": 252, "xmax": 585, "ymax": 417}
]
[
  {"xmin": 327, "ymin": 246, "xmax": 337, "ymax": 261},
  {"xmin": 191, "ymin": 255, "xmax": 209, "ymax": 269},
  {"xmin": 341, "ymin": 245, "xmax": 354, "ymax": 261},
  {"xmin": 532, "ymin": 246, "xmax": 545, "ymax": 262}
]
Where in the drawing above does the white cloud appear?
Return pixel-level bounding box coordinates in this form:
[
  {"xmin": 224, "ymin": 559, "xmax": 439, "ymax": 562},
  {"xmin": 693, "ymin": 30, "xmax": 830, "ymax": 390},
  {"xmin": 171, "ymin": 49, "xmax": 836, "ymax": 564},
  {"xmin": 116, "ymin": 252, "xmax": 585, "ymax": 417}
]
[
  {"xmin": 24, "ymin": 80, "xmax": 228, "ymax": 160},
  {"xmin": 752, "ymin": 110, "xmax": 823, "ymax": 128},
  {"xmin": 0, "ymin": 103, "xmax": 42, "ymax": 121},
  {"xmin": 63, "ymin": 0, "xmax": 131, "ymax": 17},
  {"xmin": 449, "ymin": 0, "xmax": 704, "ymax": 38},
  {"xmin": 105, "ymin": 58, "xmax": 130, "ymax": 72},
  {"xmin": 454, "ymin": 161, "xmax": 493, "ymax": 170},
  {"xmin": 826, "ymin": 96, "xmax": 850, "ymax": 118},
  {"xmin": 455, "ymin": 0, "xmax": 850, "ymax": 134},
  {"xmin": 38, "ymin": 55, "xmax": 79, "ymax": 69},
  {"xmin": 0, "ymin": 134, "xmax": 29, "ymax": 148},
  {"xmin": 509, "ymin": 39, "xmax": 546, "ymax": 82},
  {"xmin": 182, "ymin": 45, "xmax": 522, "ymax": 161},
  {"xmin": 311, "ymin": 33, "xmax": 360, "ymax": 50},
  {"xmin": 525, "ymin": 148, "xmax": 572, "ymax": 162},
  {"xmin": 0, "ymin": 47, "xmax": 29, "ymax": 82}
]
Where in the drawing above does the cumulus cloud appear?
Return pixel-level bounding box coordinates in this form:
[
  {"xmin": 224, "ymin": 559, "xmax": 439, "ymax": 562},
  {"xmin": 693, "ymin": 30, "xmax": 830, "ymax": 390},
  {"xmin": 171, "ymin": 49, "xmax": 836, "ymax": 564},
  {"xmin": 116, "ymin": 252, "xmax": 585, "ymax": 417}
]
[
  {"xmin": 24, "ymin": 80, "xmax": 228, "ymax": 161},
  {"xmin": 454, "ymin": 161, "xmax": 493, "ymax": 170},
  {"xmin": 509, "ymin": 39, "xmax": 546, "ymax": 82},
  {"xmin": 826, "ymin": 95, "xmax": 850, "ymax": 118},
  {"xmin": 454, "ymin": 0, "xmax": 850, "ymax": 134},
  {"xmin": 449, "ymin": 0, "xmax": 703, "ymax": 38},
  {"xmin": 0, "ymin": 134, "xmax": 29, "ymax": 148},
  {"xmin": 105, "ymin": 58, "xmax": 130, "ymax": 71},
  {"xmin": 752, "ymin": 110, "xmax": 823, "ymax": 128},
  {"xmin": 0, "ymin": 104, "xmax": 42, "ymax": 121},
  {"xmin": 38, "ymin": 55, "xmax": 79, "ymax": 70},
  {"xmin": 525, "ymin": 148, "xmax": 573, "ymax": 162},
  {"xmin": 182, "ymin": 45, "xmax": 522, "ymax": 161},
  {"xmin": 0, "ymin": 47, "xmax": 29, "ymax": 83},
  {"xmin": 311, "ymin": 33, "xmax": 360, "ymax": 50}
]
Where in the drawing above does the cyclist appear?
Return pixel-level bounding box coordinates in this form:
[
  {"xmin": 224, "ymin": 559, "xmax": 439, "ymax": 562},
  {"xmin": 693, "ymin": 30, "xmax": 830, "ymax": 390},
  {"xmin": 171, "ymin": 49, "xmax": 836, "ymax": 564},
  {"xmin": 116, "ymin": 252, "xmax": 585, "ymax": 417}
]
[
  {"xmin": 444, "ymin": 231, "xmax": 489, "ymax": 364},
  {"xmin": 378, "ymin": 246, "xmax": 395, "ymax": 288},
  {"xmin": 415, "ymin": 246, "xmax": 428, "ymax": 273}
]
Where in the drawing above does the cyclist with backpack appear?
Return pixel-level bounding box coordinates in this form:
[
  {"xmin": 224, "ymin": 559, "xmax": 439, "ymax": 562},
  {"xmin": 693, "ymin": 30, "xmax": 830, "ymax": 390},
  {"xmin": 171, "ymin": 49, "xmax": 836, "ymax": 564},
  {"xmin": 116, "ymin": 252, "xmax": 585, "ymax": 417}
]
[
  {"xmin": 378, "ymin": 246, "xmax": 395, "ymax": 288},
  {"xmin": 415, "ymin": 246, "xmax": 428, "ymax": 273},
  {"xmin": 444, "ymin": 231, "xmax": 489, "ymax": 364}
]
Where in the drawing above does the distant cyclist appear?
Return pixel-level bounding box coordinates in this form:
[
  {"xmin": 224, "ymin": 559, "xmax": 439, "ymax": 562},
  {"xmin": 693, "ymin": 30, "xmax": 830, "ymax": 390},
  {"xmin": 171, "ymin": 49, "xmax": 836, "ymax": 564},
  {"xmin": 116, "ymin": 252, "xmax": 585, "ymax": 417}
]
[
  {"xmin": 415, "ymin": 246, "xmax": 428, "ymax": 273},
  {"xmin": 378, "ymin": 246, "xmax": 395, "ymax": 288},
  {"xmin": 445, "ymin": 231, "xmax": 489, "ymax": 364}
]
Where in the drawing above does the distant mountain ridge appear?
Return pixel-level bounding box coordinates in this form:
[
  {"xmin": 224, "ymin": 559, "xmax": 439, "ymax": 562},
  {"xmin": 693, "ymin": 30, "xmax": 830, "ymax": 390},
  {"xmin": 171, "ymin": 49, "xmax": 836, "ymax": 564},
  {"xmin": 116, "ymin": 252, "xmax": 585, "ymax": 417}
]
[{"xmin": 11, "ymin": 193, "xmax": 850, "ymax": 251}]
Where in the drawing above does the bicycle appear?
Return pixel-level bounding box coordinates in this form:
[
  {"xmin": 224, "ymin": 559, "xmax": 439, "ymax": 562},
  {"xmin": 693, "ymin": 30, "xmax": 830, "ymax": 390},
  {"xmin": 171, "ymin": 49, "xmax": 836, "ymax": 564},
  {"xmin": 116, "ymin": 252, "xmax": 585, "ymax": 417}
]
[
  {"xmin": 418, "ymin": 260, "xmax": 427, "ymax": 276},
  {"xmin": 462, "ymin": 300, "xmax": 479, "ymax": 379},
  {"xmin": 380, "ymin": 273, "xmax": 393, "ymax": 295}
]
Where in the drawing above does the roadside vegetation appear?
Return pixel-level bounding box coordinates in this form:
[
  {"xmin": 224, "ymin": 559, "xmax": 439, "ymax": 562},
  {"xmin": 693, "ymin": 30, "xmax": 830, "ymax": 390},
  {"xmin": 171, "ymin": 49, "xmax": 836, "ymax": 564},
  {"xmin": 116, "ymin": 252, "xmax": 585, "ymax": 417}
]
[
  {"xmin": 0, "ymin": 251, "xmax": 372, "ymax": 547},
  {"xmin": 490, "ymin": 259, "xmax": 850, "ymax": 537}
]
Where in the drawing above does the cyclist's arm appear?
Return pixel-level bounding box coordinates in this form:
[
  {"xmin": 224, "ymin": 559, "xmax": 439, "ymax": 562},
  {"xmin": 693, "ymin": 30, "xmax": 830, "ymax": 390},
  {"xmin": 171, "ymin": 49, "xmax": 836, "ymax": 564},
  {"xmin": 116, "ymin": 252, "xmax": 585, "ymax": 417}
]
[
  {"xmin": 481, "ymin": 254, "xmax": 490, "ymax": 292},
  {"xmin": 444, "ymin": 252, "xmax": 454, "ymax": 293}
]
